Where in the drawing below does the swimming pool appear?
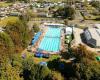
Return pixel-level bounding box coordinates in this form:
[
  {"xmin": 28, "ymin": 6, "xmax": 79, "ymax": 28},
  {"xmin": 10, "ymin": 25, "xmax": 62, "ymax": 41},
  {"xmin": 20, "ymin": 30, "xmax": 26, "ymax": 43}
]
[{"xmin": 39, "ymin": 27, "xmax": 61, "ymax": 52}]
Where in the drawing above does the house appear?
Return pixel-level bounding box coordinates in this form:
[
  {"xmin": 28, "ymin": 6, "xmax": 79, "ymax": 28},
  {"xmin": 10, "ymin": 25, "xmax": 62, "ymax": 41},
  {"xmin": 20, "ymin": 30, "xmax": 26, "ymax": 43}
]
[{"xmin": 83, "ymin": 27, "xmax": 100, "ymax": 48}]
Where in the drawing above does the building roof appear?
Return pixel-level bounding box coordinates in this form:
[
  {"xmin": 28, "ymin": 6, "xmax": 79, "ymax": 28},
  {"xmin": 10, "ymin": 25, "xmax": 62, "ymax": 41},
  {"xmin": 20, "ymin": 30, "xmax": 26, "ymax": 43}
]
[
  {"xmin": 65, "ymin": 27, "xmax": 72, "ymax": 35},
  {"xmin": 44, "ymin": 23, "xmax": 64, "ymax": 26},
  {"xmin": 85, "ymin": 28, "xmax": 100, "ymax": 47}
]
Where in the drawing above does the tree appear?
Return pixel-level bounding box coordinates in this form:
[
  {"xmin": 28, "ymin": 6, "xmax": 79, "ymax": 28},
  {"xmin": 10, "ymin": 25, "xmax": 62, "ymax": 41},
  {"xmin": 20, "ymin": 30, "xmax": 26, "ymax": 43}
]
[
  {"xmin": 73, "ymin": 58, "xmax": 100, "ymax": 80},
  {"xmin": 54, "ymin": 6, "xmax": 75, "ymax": 19},
  {"xmin": 0, "ymin": 32, "xmax": 14, "ymax": 55},
  {"xmin": 32, "ymin": 23, "xmax": 40, "ymax": 33},
  {"xmin": 26, "ymin": 10, "xmax": 37, "ymax": 20},
  {"xmin": 4, "ymin": 17, "xmax": 31, "ymax": 53},
  {"xmin": 0, "ymin": 53, "xmax": 53, "ymax": 80},
  {"xmin": 71, "ymin": 44, "xmax": 100, "ymax": 80},
  {"xmin": 0, "ymin": 55, "xmax": 22, "ymax": 80},
  {"xmin": 65, "ymin": 6, "xmax": 75, "ymax": 20},
  {"xmin": 72, "ymin": 44, "xmax": 96, "ymax": 61},
  {"xmin": 90, "ymin": 1, "xmax": 100, "ymax": 9},
  {"xmin": 90, "ymin": 1, "xmax": 100, "ymax": 11},
  {"xmin": 22, "ymin": 57, "xmax": 51, "ymax": 80}
]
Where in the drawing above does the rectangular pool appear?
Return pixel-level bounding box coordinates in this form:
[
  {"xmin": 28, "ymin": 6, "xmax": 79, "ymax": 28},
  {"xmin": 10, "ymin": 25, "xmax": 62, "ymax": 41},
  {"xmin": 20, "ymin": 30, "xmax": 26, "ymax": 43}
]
[{"xmin": 39, "ymin": 27, "xmax": 61, "ymax": 52}]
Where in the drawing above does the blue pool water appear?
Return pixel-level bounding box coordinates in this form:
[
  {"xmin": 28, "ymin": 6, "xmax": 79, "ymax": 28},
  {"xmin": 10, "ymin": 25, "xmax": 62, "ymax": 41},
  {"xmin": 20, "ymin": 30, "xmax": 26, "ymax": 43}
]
[{"xmin": 39, "ymin": 27, "xmax": 61, "ymax": 52}]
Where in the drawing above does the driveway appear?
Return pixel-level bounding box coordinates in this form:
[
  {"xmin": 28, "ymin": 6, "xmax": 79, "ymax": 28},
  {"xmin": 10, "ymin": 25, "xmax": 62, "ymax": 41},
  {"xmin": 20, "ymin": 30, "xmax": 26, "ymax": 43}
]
[{"xmin": 74, "ymin": 27, "xmax": 83, "ymax": 45}]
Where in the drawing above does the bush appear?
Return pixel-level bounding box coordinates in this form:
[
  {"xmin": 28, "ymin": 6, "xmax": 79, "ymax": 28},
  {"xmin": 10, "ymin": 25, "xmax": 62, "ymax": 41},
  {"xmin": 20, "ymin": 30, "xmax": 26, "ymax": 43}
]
[
  {"xmin": 0, "ymin": 32, "xmax": 14, "ymax": 55},
  {"xmin": 1, "ymin": 17, "xmax": 32, "ymax": 53}
]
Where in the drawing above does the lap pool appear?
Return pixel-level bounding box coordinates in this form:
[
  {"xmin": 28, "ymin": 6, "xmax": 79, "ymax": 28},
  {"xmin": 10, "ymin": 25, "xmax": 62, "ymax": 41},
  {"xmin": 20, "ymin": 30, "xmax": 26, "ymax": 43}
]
[{"xmin": 39, "ymin": 27, "xmax": 61, "ymax": 52}]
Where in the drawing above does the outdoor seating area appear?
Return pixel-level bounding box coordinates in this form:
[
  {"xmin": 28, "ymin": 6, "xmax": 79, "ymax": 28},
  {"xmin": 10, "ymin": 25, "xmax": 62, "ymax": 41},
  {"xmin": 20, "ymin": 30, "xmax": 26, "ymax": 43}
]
[
  {"xmin": 64, "ymin": 27, "xmax": 73, "ymax": 44},
  {"xmin": 34, "ymin": 52, "xmax": 50, "ymax": 58}
]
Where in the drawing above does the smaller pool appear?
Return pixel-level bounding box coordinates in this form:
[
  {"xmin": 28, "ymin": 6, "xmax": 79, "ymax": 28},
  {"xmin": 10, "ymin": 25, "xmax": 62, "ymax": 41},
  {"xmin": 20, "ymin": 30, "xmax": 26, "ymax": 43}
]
[{"xmin": 39, "ymin": 27, "xmax": 61, "ymax": 52}]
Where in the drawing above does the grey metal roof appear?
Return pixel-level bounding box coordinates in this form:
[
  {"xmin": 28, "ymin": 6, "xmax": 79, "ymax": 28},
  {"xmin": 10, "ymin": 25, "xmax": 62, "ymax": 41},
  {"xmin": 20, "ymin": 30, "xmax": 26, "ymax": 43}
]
[
  {"xmin": 84, "ymin": 30, "xmax": 92, "ymax": 40},
  {"xmin": 84, "ymin": 28, "xmax": 100, "ymax": 47}
]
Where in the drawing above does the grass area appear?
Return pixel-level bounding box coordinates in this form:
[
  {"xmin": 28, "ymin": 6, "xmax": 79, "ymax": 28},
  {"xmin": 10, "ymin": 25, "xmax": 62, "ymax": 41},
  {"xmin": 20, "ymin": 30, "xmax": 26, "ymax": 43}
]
[
  {"xmin": 85, "ymin": 5, "xmax": 95, "ymax": 10},
  {"xmin": 49, "ymin": 55, "xmax": 61, "ymax": 61},
  {"xmin": 81, "ymin": 12, "xmax": 96, "ymax": 20},
  {"xmin": 0, "ymin": 16, "xmax": 19, "ymax": 27},
  {"xmin": 84, "ymin": 15, "xmax": 96, "ymax": 20},
  {"xmin": 95, "ymin": 15, "xmax": 100, "ymax": 20},
  {"xmin": 0, "ymin": 2, "xmax": 12, "ymax": 7}
]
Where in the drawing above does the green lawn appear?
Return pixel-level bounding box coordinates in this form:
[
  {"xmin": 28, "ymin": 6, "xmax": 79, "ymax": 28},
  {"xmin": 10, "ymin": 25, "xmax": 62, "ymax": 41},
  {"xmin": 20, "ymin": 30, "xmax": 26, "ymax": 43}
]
[
  {"xmin": 0, "ymin": 2, "xmax": 12, "ymax": 7},
  {"xmin": 49, "ymin": 55, "xmax": 61, "ymax": 61}
]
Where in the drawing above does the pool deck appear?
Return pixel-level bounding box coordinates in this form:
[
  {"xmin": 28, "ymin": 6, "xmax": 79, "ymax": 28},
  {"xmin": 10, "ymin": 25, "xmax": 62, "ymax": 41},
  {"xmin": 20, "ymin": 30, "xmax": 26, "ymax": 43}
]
[
  {"xmin": 61, "ymin": 30, "xmax": 66, "ymax": 52},
  {"xmin": 31, "ymin": 27, "xmax": 48, "ymax": 52}
]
